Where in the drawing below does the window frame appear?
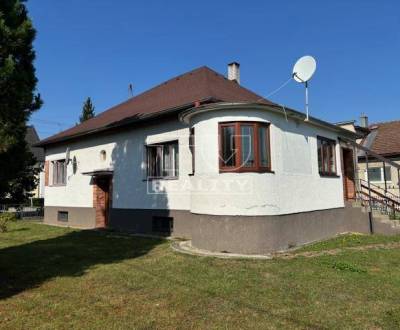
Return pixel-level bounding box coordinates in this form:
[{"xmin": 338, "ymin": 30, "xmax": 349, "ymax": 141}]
[
  {"xmin": 189, "ymin": 127, "xmax": 195, "ymax": 175},
  {"xmin": 367, "ymin": 166, "xmax": 392, "ymax": 183},
  {"xmin": 218, "ymin": 121, "xmax": 272, "ymax": 173},
  {"xmin": 146, "ymin": 140, "xmax": 179, "ymax": 180},
  {"xmin": 51, "ymin": 159, "xmax": 67, "ymax": 186},
  {"xmin": 317, "ymin": 136, "xmax": 337, "ymax": 177}
]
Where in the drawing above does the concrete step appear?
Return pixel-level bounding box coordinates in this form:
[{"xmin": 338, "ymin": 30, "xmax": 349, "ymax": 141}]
[
  {"xmin": 352, "ymin": 204, "xmax": 400, "ymax": 230},
  {"xmin": 376, "ymin": 217, "xmax": 400, "ymax": 228},
  {"xmin": 372, "ymin": 210, "xmax": 389, "ymax": 219},
  {"xmin": 351, "ymin": 201, "xmax": 363, "ymax": 208}
]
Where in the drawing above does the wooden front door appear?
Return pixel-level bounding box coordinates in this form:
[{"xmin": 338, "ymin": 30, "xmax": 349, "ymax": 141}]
[
  {"xmin": 342, "ymin": 148, "xmax": 356, "ymax": 200},
  {"xmin": 93, "ymin": 176, "xmax": 112, "ymax": 228}
]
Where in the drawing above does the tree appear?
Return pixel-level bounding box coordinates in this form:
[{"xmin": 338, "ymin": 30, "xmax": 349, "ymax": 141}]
[
  {"xmin": 79, "ymin": 97, "xmax": 95, "ymax": 123},
  {"xmin": 0, "ymin": 0, "xmax": 42, "ymax": 201}
]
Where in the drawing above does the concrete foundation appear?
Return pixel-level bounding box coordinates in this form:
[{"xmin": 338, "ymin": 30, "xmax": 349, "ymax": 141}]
[
  {"xmin": 190, "ymin": 206, "xmax": 371, "ymax": 254},
  {"xmin": 44, "ymin": 206, "xmax": 96, "ymax": 229},
  {"xmin": 44, "ymin": 204, "xmax": 399, "ymax": 254}
]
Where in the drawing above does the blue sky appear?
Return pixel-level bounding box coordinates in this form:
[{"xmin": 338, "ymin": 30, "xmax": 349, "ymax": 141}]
[{"xmin": 27, "ymin": 0, "xmax": 400, "ymax": 138}]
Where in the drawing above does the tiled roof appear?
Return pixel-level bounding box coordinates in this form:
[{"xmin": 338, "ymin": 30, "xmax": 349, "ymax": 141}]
[
  {"xmin": 38, "ymin": 66, "xmax": 275, "ymax": 146},
  {"xmin": 365, "ymin": 120, "xmax": 400, "ymax": 157}
]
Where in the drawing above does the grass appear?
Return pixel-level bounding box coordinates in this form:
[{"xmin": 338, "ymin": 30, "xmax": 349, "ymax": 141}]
[
  {"xmin": 1, "ymin": 222, "xmax": 400, "ymax": 329},
  {"xmin": 295, "ymin": 233, "xmax": 400, "ymax": 253}
]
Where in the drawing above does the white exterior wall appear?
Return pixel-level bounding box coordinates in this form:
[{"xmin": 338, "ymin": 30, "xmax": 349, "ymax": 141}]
[
  {"xmin": 190, "ymin": 108, "xmax": 345, "ymax": 216},
  {"xmin": 45, "ymin": 108, "xmax": 347, "ymax": 216},
  {"xmin": 44, "ymin": 120, "xmax": 192, "ymax": 210}
]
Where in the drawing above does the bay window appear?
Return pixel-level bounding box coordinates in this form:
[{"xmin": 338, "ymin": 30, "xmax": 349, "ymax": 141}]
[
  {"xmin": 317, "ymin": 136, "xmax": 337, "ymax": 176},
  {"xmin": 219, "ymin": 122, "xmax": 271, "ymax": 172},
  {"xmin": 147, "ymin": 141, "xmax": 179, "ymax": 179}
]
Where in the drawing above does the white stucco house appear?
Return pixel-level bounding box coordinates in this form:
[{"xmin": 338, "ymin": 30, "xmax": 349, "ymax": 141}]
[{"xmin": 37, "ymin": 63, "xmax": 377, "ymax": 253}]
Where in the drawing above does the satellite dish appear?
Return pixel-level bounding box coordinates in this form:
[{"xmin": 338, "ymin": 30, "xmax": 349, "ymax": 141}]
[
  {"xmin": 292, "ymin": 55, "xmax": 317, "ymax": 121},
  {"xmin": 293, "ymin": 56, "xmax": 316, "ymax": 83},
  {"xmin": 65, "ymin": 147, "xmax": 70, "ymax": 164}
]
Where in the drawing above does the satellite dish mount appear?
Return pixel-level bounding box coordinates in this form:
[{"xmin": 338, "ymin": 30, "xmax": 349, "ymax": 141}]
[
  {"xmin": 292, "ymin": 56, "xmax": 317, "ymax": 121},
  {"xmin": 65, "ymin": 147, "xmax": 71, "ymax": 165}
]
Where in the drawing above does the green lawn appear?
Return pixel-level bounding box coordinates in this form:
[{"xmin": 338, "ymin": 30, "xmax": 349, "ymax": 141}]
[{"xmin": 1, "ymin": 221, "xmax": 400, "ymax": 329}]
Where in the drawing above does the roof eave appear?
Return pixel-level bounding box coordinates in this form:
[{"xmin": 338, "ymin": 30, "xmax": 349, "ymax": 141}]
[
  {"xmin": 34, "ymin": 97, "xmax": 218, "ymax": 148},
  {"xmin": 180, "ymin": 102, "xmax": 360, "ymax": 140}
]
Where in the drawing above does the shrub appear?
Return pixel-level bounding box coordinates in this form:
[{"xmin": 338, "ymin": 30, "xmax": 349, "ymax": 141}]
[
  {"xmin": 31, "ymin": 198, "xmax": 44, "ymax": 207},
  {"xmin": 0, "ymin": 213, "xmax": 17, "ymax": 233},
  {"xmin": 331, "ymin": 261, "xmax": 366, "ymax": 273}
]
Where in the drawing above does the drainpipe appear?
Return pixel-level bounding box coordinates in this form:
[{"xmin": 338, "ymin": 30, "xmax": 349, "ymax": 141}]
[{"xmin": 365, "ymin": 153, "xmax": 374, "ymax": 233}]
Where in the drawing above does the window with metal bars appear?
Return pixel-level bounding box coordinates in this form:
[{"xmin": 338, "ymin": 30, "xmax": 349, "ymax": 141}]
[
  {"xmin": 51, "ymin": 159, "xmax": 67, "ymax": 185},
  {"xmin": 146, "ymin": 141, "xmax": 179, "ymax": 179},
  {"xmin": 317, "ymin": 136, "xmax": 337, "ymax": 176}
]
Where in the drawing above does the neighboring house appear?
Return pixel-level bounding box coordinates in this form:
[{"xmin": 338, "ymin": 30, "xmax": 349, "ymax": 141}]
[
  {"xmin": 357, "ymin": 119, "xmax": 400, "ymax": 196},
  {"xmin": 37, "ymin": 63, "xmax": 386, "ymax": 254},
  {"xmin": 26, "ymin": 125, "xmax": 45, "ymax": 198},
  {"xmin": 335, "ymin": 114, "xmax": 370, "ymax": 143}
]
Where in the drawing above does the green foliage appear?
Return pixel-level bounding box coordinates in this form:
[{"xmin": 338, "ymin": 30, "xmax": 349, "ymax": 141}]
[
  {"xmin": 0, "ymin": 0, "xmax": 42, "ymax": 201},
  {"xmin": 79, "ymin": 97, "xmax": 95, "ymax": 123},
  {"xmin": 31, "ymin": 197, "xmax": 44, "ymax": 207},
  {"xmin": 331, "ymin": 261, "xmax": 367, "ymax": 273},
  {"xmin": 0, "ymin": 213, "xmax": 16, "ymax": 232},
  {"xmin": 295, "ymin": 233, "xmax": 400, "ymax": 253}
]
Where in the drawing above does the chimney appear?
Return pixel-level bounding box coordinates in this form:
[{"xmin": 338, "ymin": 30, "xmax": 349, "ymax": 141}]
[
  {"xmin": 360, "ymin": 113, "xmax": 368, "ymax": 128},
  {"xmin": 227, "ymin": 62, "xmax": 240, "ymax": 84}
]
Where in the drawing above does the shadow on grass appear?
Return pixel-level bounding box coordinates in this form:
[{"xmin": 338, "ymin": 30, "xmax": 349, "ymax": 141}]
[
  {"xmin": 0, "ymin": 229, "xmax": 163, "ymax": 300},
  {"xmin": 7, "ymin": 228, "xmax": 29, "ymax": 233}
]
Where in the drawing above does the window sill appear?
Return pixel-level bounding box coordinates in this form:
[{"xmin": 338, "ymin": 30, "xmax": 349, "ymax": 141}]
[
  {"xmin": 49, "ymin": 184, "xmax": 66, "ymax": 187},
  {"xmin": 319, "ymin": 173, "xmax": 340, "ymax": 178},
  {"xmin": 219, "ymin": 169, "xmax": 275, "ymax": 174},
  {"xmin": 143, "ymin": 177, "xmax": 179, "ymax": 181}
]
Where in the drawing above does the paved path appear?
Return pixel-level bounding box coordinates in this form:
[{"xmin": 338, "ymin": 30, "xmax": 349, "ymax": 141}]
[{"xmin": 172, "ymin": 240, "xmax": 400, "ymax": 260}]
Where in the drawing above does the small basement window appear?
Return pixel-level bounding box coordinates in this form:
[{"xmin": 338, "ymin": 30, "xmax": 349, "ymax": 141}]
[
  {"xmin": 57, "ymin": 211, "xmax": 69, "ymax": 222},
  {"xmin": 152, "ymin": 216, "xmax": 173, "ymax": 235}
]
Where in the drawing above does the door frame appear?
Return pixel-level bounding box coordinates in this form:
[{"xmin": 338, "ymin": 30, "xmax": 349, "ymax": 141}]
[
  {"xmin": 93, "ymin": 175, "xmax": 112, "ymax": 228},
  {"xmin": 341, "ymin": 147, "xmax": 356, "ymax": 201}
]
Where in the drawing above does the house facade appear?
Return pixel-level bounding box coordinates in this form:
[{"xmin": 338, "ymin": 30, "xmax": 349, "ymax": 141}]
[{"xmin": 38, "ymin": 64, "xmax": 375, "ymax": 254}]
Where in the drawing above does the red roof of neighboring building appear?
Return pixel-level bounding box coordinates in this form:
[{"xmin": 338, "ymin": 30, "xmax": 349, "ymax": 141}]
[
  {"xmin": 366, "ymin": 120, "xmax": 400, "ymax": 157},
  {"xmin": 38, "ymin": 66, "xmax": 275, "ymax": 146}
]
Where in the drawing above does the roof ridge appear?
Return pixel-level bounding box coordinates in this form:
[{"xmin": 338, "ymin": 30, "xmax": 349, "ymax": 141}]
[
  {"xmin": 203, "ymin": 65, "xmax": 270, "ymax": 103},
  {"xmin": 370, "ymin": 119, "xmax": 400, "ymax": 127},
  {"xmin": 61, "ymin": 66, "xmax": 215, "ymax": 130}
]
